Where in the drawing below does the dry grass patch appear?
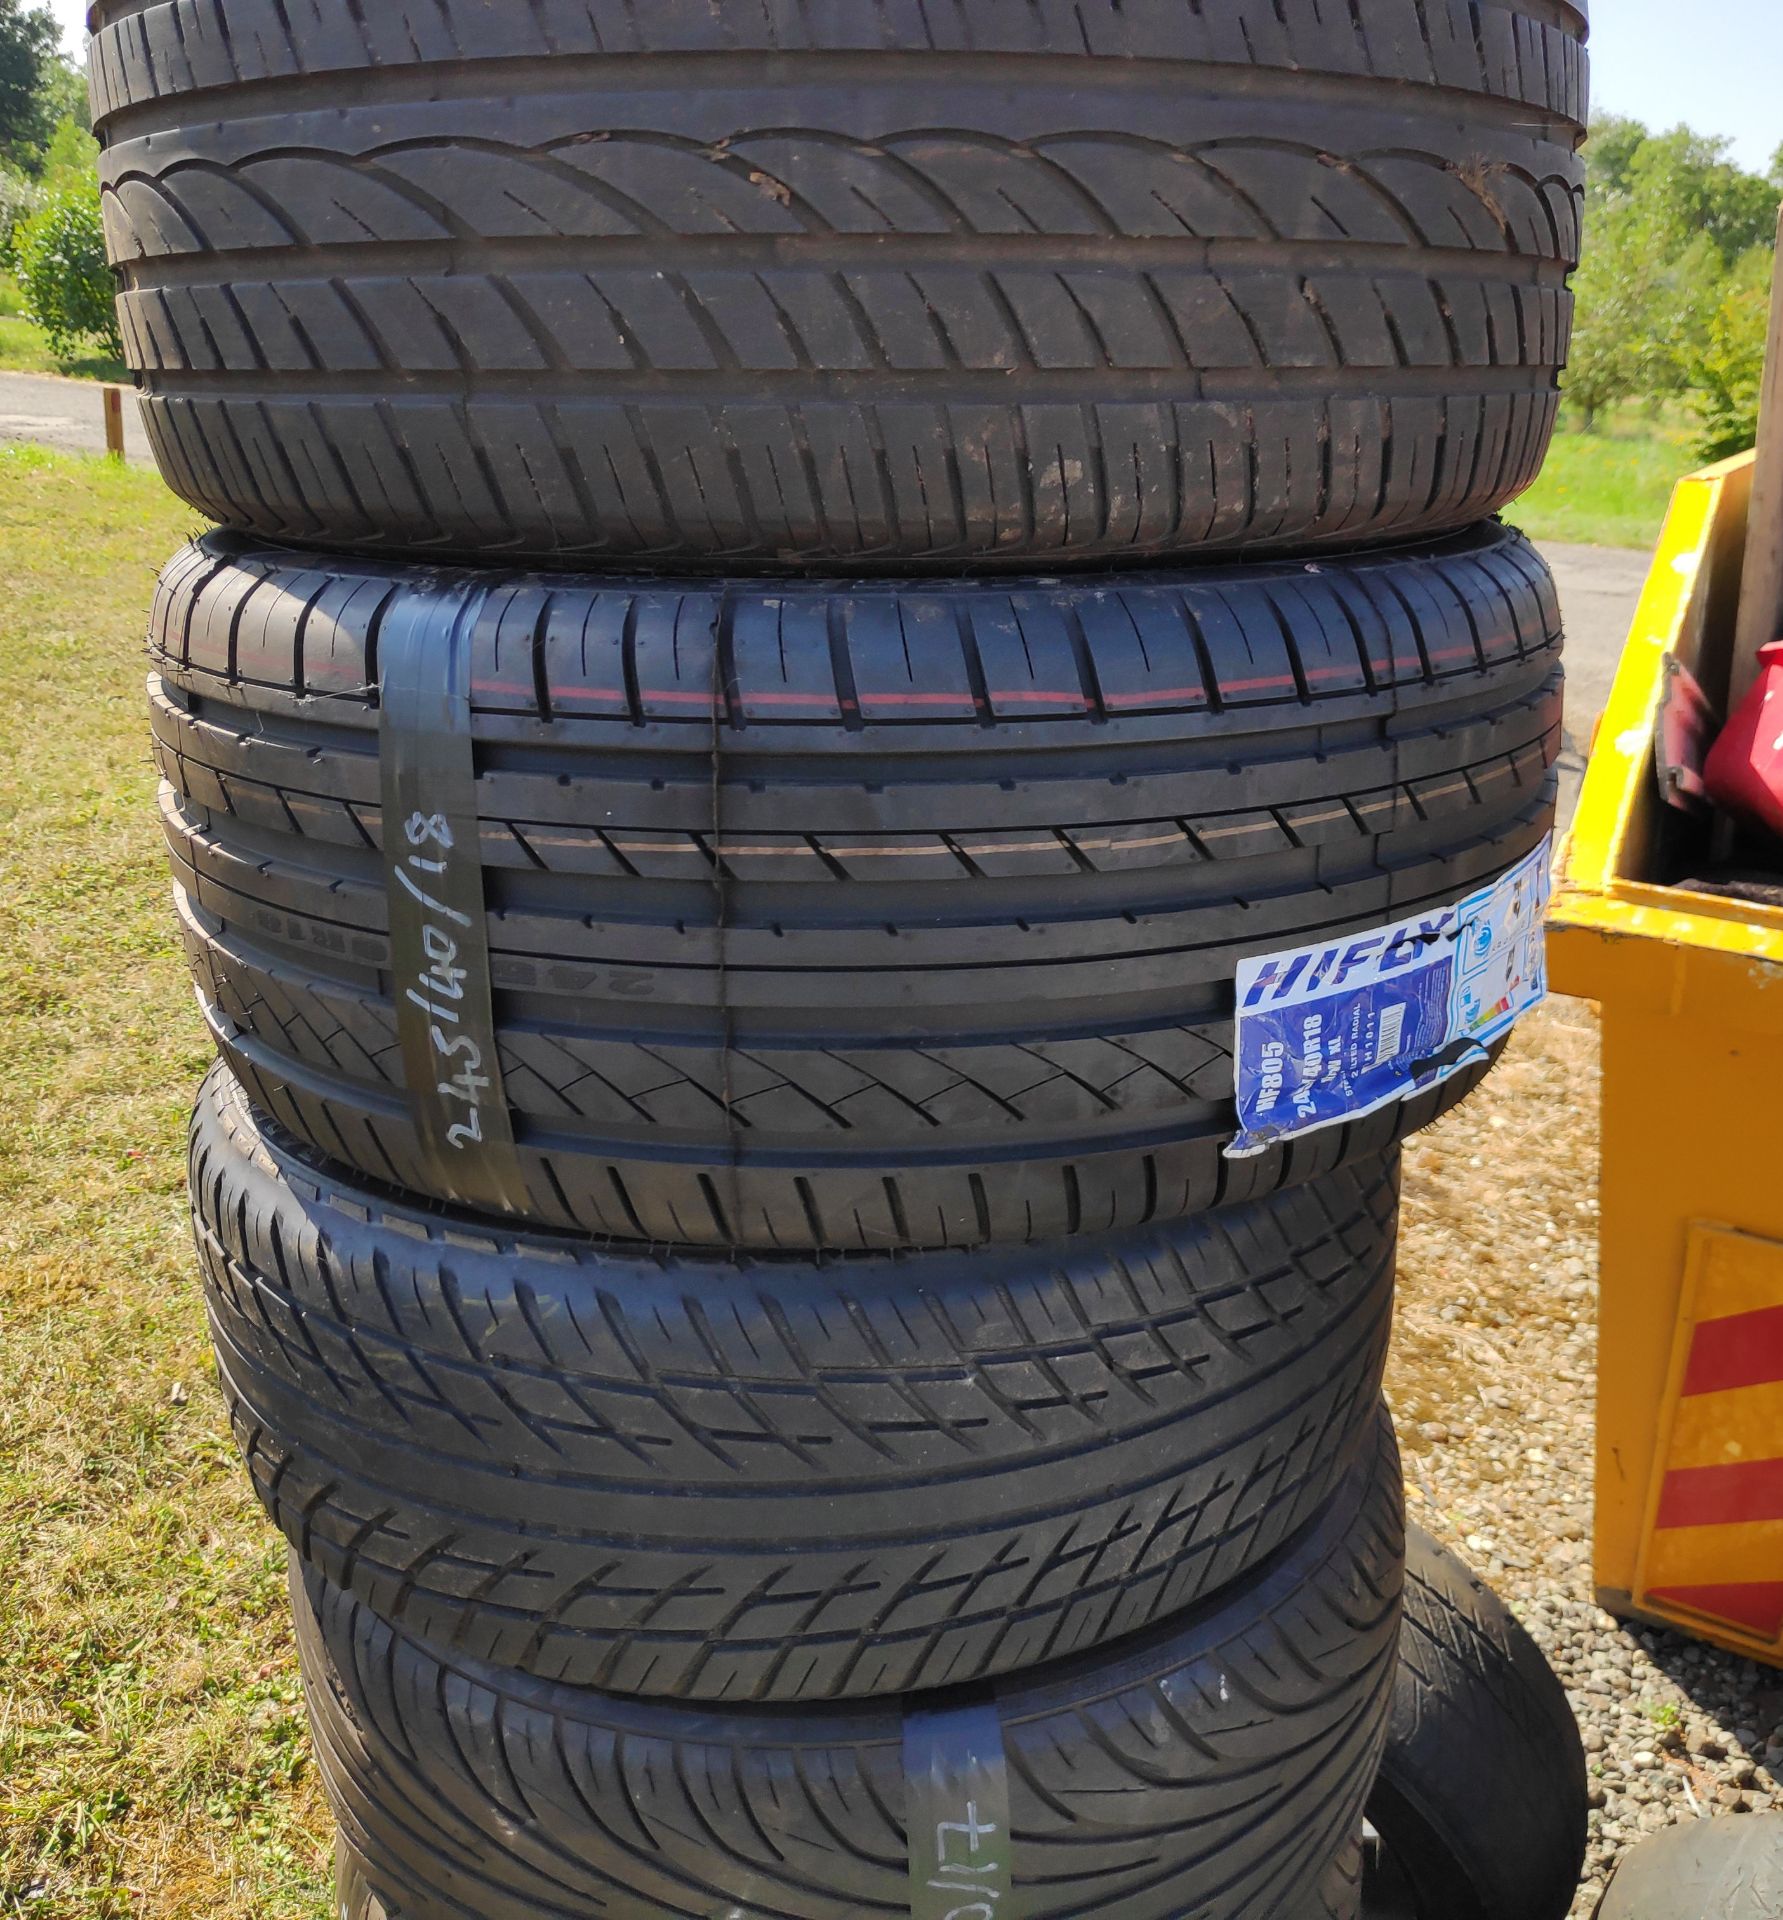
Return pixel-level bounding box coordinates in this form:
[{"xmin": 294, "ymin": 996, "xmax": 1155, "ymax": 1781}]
[{"xmin": 0, "ymin": 448, "xmax": 331, "ymax": 1919}]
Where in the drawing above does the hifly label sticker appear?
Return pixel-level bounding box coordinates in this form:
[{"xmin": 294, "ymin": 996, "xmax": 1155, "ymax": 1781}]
[{"xmin": 1227, "ymin": 837, "xmax": 1552, "ymax": 1158}]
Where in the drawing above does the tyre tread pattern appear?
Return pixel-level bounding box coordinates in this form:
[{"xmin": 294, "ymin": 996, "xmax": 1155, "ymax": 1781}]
[
  {"xmin": 151, "ymin": 531, "xmax": 1562, "ymax": 1251},
  {"xmin": 91, "ymin": 2, "xmax": 1589, "ymax": 124},
  {"xmin": 93, "ymin": 1, "xmax": 1587, "ymax": 564},
  {"xmin": 296, "ymin": 1415, "xmax": 1404, "ymax": 1920},
  {"xmin": 194, "ymin": 1063, "xmax": 1397, "ymax": 1703}
]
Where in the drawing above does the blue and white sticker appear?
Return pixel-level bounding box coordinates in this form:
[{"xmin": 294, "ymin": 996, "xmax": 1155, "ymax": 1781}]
[{"xmin": 1227, "ymin": 837, "xmax": 1551, "ymax": 1158}]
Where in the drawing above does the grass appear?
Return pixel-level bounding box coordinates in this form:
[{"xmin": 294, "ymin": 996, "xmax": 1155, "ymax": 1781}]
[
  {"xmin": 1504, "ymin": 407, "xmax": 1697, "ymax": 551},
  {"xmin": 0, "ymin": 279, "xmax": 129, "ymax": 383},
  {"xmin": 0, "ymin": 447, "xmax": 332, "ymax": 1918},
  {"xmin": 0, "ymin": 315, "xmax": 129, "ymax": 384}
]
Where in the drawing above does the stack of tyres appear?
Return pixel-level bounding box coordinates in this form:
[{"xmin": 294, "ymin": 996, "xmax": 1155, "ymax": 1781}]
[{"xmin": 92, "ymin": 1, "xmax": 1591, "ymax": 1914}]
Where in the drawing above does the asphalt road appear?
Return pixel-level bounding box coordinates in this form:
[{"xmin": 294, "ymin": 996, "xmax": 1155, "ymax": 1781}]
[
  {"xmin": 0, "ymin": 368, "xmax": 155, "ymax": 466},
  {"xmin": 1539, "ymin": 542, "xmax": 1651, "ymax": 825},
  {"xmin": 1546, "ymin": 543, "xmax": 1649, "ymax": 728},
  {"xmin": 0, "ymin": 371, "xmax": 1650, "ymax": 808}
]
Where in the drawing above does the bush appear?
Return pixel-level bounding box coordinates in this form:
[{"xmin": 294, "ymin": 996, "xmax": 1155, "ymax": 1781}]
[{"xmin": 10, "ymin": 179, "xmax": 120, "ymax": 360}]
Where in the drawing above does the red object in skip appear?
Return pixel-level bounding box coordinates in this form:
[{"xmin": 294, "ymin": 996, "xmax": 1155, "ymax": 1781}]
[{"xmin": 1705, "ymin": 640, "xmax": 1783, "ymax": 839}]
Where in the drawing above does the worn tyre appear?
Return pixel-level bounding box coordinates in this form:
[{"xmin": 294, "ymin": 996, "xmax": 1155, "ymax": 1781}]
[
  {"xmin": 1366, "ymin": 1525, "xmax": 1587, "ymax": 1920},
  {"xmin": 298, "ymin": 1412, "xmax": 1403, "ymax": 1920},
  {"xmin": 195, "ymin": 1061, "xmax": 1396, "ymax": 1702},
  {"xmin": 155, "ymin": 525, "xmax": 1561, "ymax": 1253},
  {"xmin": 1316, "ymin": 1836, "xmax": 1366, "ymax": 1920},
  {"xmin": 1594, "ymin": 1814, "xmax": 1783, "ymax": 1920},
  {"xmin": 336, "ymin": 1842, "xmax": 384, "ymax": 1920},
  {"xmin": 93, "ymin": 0, "xmax": 1585, "ymax": 569}
]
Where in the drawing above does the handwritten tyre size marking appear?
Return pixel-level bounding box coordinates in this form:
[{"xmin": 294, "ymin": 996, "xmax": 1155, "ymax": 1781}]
[
  {"xmin": 904, "ymin": 1698, "xmax": 1014, "ymax": 1920},
  {"xmin": 380, "ymin": 586, "xmax": 531, "ymax": 1214}
]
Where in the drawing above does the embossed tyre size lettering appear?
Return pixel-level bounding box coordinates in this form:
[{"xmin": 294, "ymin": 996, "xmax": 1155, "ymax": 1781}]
[
  {"xmin": 92, "ymin": 0, "xmax": 1585, "ymax": 568},
  {"xmin": 154, "ymin": 524, "xmax": 1562, "ymax": 1252},
  {"xmin": 296, "ymin": 1414, "xmax": 1403, "ymax": 1918},
  {"xmin": 194, "ymin": 1063, "xmax": 1396, "ymax": 1703}
]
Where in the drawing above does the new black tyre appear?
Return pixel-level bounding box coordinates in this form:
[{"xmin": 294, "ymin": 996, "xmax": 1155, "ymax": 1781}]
[
  {"xmin": 93, "ymin": 0, "xmax": 1586, "ymax": 569},
  {"xmin": 299, "ymin": 1413, "xmax": 1404, "ymax": 1920},
  {"xmin": 336, "ymin": 1817, "xmax": 1368, "ymax": 1920},
  {"xmin": 336, "ymin": 1808, "xmax": 1372, "ymax": 1918},
  {"xmin": 1366, "ymin": 1526, "xmax": 1587, "ymax": 1920},
  {"xmin": 155, "ymin": 526, "xmax": 1562, "ymax": 1252},
  {"xmin": 194, "ymin": 1062, "xmax": 1397, "ymax": 1703}
]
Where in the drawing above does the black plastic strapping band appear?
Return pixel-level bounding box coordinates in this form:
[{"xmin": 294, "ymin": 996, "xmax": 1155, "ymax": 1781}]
[
  {"xmin": 379, "ymin": 585, "xmax": 530, "ymax": 1216},
  {"xmin": 904, "ymin": 1695, "xmax": 1014, "ymax": 1920}
]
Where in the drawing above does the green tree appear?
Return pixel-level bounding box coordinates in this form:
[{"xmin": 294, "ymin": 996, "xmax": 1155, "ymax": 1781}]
[
  {"xmin": 37, "ymin": 51, "xmax": 86, "ymax": 135},
  {"xmin": 1566, "ymin": 116, "xmax": 1781, "ymax": 433},
  {"xmin": 1566, "ymin": 197, "xmax": 1676, "ymax": 429},
  {"xmin": 0, "ymin": 0, "xmax": 61, "ymax": 172},
  {"xmin": 1677, "ymin": 245, "xmax": 1775, "ymax": 461},
  {"xmin": 1624, "ymin": 127, "xmax": 1778, "ymax": 265},
  {"xmin": 40, "ymin": 110, "xmax": 96, "ymax": 187},
  {"xmin": 1588, "ymin": 114, "xmax": 1652, "ymax": 201},
  {"xmin": 0, "ymin": 154, "xmax": 39, "ymax": 255}
]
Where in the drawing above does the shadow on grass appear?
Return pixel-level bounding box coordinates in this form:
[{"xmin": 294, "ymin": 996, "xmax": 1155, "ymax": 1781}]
[
  {"xmin": 0, "ymin": 313, "xmax": 130, "ymax": 383},
  {"xmin": 47, "ymin": 350, "xmax": 132, "ymax": 383}
]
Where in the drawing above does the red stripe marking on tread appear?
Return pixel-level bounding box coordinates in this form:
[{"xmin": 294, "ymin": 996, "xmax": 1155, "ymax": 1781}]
[
  {"xmin": 1647, "ymin": 1582, "xmax": 1783, "ymax": 1639},
  {"xmin": 472, "ymin": 678, "xmax": 630, "ymax": 706},
  {"xmin": 1104, "ymin": 686, "xmax": 1209, "ymax": 707},
  {"xmin": 1656, "ymin": 1457, "xmax": 1783, "ymax": 1530},
  {"xmin": 459, "ymin": 659, "xmax": 1477, "ymax": 716},
  {"xmin": 854, "ymin": 691, "xmax": 978, "ymax": 707},
  {"xmin": 1683, "ymin": 1304, "xmax": 1783, "ymax": 1397},
  {"xmin": 735, "ymin": 691, "xmax": 853, "ymax": 708},
  {"xmin": 1206, "ymin": 672, "xmax": 1296, "ymax": 693}
]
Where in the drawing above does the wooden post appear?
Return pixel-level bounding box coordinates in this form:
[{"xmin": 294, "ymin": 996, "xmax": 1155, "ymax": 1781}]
[
  {"xmin": 102, "ymin": 384, "xmax": 126, "ymax": 461},
  {"xmin": 1731, "ymin": 204, "xmax": 1783, "ymax": 709}
]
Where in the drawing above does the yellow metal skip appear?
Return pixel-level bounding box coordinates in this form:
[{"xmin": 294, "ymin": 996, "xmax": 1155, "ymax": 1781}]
[{"xmin": 1550, "ymin": 448, "xmax": 1783, "ymax": 1664}]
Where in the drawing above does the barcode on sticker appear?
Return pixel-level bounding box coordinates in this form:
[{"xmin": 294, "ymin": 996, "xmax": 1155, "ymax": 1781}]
[{"xmin": 1373, "ymin": 1004, "xmax": 1407, "ymax": 1065}]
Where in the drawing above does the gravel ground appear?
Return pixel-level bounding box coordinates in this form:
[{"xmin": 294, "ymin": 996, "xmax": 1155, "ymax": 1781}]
[{"xmin": 1388, "ymin": 998, "xmax": 1783, "ymax": 1915}]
